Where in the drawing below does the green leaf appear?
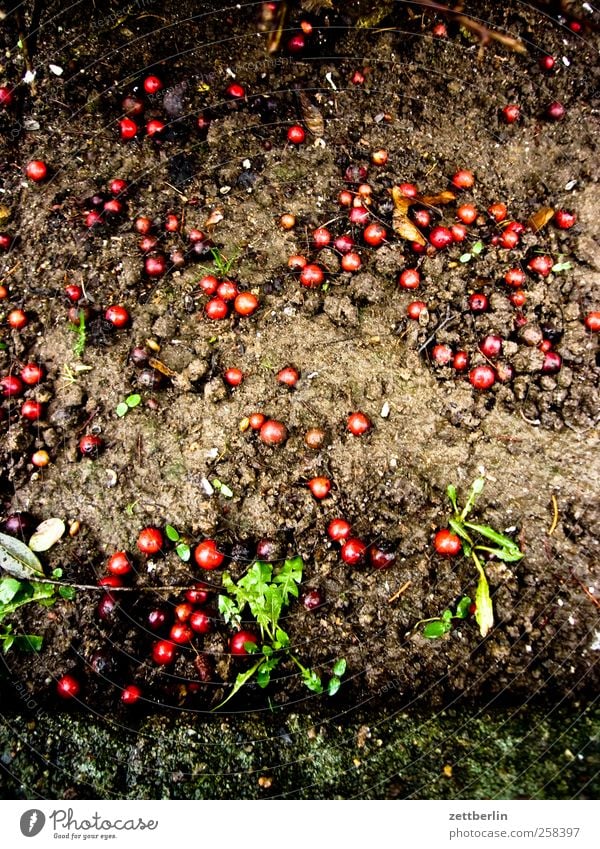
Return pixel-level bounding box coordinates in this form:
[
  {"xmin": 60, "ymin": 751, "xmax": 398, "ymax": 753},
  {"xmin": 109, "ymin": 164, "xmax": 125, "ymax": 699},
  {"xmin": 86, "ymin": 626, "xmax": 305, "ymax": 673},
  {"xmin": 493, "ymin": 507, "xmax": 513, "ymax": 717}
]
[
  {"xmin": 446, "ymin": 484, "xmax": 458, "ymax": 512},
  {"xmin": 0, "ymin": 532, "xmax": 45, "ymax": 580},
  {"xmin": 301, "ymin": 668, "xmax": 323, "ymax": 694},
  {"xmin": 257, "ymin": 656, "xmax": 279, "ymax": 688},
  {"xmin": 551, "ymin": 261, "xmax": 572, "ymax": 273},
  {"xmin": 13, "ymin": 634, "xmax": 43, "ymax": 652},
  {"xmin": 244, "ymin": 641, "xmax": 259, "ymax": 654},
  {"xmin": 59, "ymin": 586, "xmax": 76, "ymax": 600},
  {"xmin": 116, "ymin": 402, "xmax": 128, "ymax": 417},
  {"xmin": 275, "ymin": 627, "xmax": 289, "ymax": 648},
  {"xmin": 333, "ymin": 658, "xmax": 347, "ymax": 677},
  {"xmin": 212, "ymin": 660, "xmax": 262, "ymax": 711},
  {"xmin": 328, "ymin": 676, "xmax": 341, "ymax": 696},
  {"xmin": 165, "ymin": 525, "xmax": 180, "ymax": 542},
  {"xmin": 460, "ymin": 476, "xmax": 485, "ymax": 520},
  {"xmin": 0, "ymin": 341, "xmax": 6, "ymax": 350},
  {"xmin": 263, "ymin": 585, "xmax": 282, "ymax": 629},
  {"xmin": 474, "ymin": 560, "xmax": 494, "ymax": 638},
  {"xmin": 423, "ymin": 620, "xmax": 451, "ymax": 638},
  {"xmin": 52, "ymin": 568, "xmax": 63, "ymax": 579},
  {"xmin": 471, "ymin": 240, "xmax": 485, "ymax": 255},
  {"xmin": 211, "ymin": 478, "xmax": 222, "ymax": 491},
  {"xmin": 449, "ymin": 518, "xmax": 473, "ymax": 549},
  {"xmin": 126, "ymin": 394, "xmax": 141, "ymax": 408},
  {"xmin": 441, "ymin": 609, "xmax": 453, "ymax": 623},
  {"xmin": 459, "ymin": 253, "xmax": 472, "ymax": 263},
  {"xmin": 175, "ymin": 543, "xmax": 190, "ymax": 562},
  {"xmin": 218, "ymin": 594, "xmax": 240, "ymax": 626},
  {"xmin": 274, "ymin": 556, "xmax": 303, "ymax": 603},
  {"xmin": 0, "ymin": 577, "xmax": 21, "ymax": 604},
  {"xmin": 454, "ymin": 596, "xmax": 472, "ymax": 619},
  {"xmin": 465, "ymin": 522, "xmax": 522, "ymax": 557},
  {"xmin": 1, "ymin": 633, "xmax": 15, "ymax": 653}
]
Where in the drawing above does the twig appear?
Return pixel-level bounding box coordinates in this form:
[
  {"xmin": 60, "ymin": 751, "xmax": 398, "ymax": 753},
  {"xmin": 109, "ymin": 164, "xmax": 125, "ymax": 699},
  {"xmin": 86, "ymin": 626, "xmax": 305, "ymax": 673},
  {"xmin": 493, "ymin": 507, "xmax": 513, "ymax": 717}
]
[
  {"xmin": 32, "ymin": 579, "xmax": 206, "ymax": 594},
  {"xmin": 408, "ymin": 1, "xmax": 527, "ymax": 54},
  {"xmin": 548, "ymin": 494, "xmax": 559, "ymax": 536},
  {"xmin": 388, "ymin": 579, "xmax": 412, "ymax": 604},
  {"xmin": 417, "ymin": 311, "xmax": 458, "ymax": 354}
]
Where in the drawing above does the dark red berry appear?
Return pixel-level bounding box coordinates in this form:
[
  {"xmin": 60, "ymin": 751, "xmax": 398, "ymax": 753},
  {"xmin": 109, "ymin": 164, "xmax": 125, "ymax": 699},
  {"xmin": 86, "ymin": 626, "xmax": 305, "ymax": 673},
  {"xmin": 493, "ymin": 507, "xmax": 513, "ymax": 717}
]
[
  {"xmin": 584, "ymin": 312, "xmax": 600, "ymax": 332},
  {"xmin": 399, "ymin": 269, "xmax": 420, "ymax": 290},
  {"xmin": 107, "ymin": 551, "xmax": 132, "ymax": 577},
  {"xmin": 190, "ymin": 609, "xmax": 213, "ymax": 634},
  {"xmin": 479, "ymin": 334, "xmax": 503, "ymax": 359},
  {"xmin": 369, "ymin": 546, "xmax": 396, "ymax": 570},
  {"xmin": 434, "ymin": 529, "xmax": 461, "ymax": 557},
  {"xmin": 312, "ymin": 227, "xmax": 331, "ymax": 249},
  {"xmin": 502, "ymin": 105, "xmax": 520, "ymax": 124},
  {"xmin": 341, "ymin": 537, "xmax": 367, "ymax": 565},
  {"xmin": 468, "ymin": 293, "xmax": 489, "ymax": 313},
  {"xmin": 185, "ymin": 583, "xmax": 210, "ymax": 605},
  {"xmin": 546, "ymin": 101, "xmax": 565, "ymax": 121},
  {"xmin": 121, "ymin": 684, "xmax": 142, "ymax": 705},
  {"xmin": 539, "ymin": 55, "xmax": 555, "ymax": 71},
  {"xmin": 152, "ymin": 639, "xmax": 177, "ymax": 665},
  {"xmin": 25, "ymin": 160, "xmax": 48, "ymax": 182},
  {"xmin": 230, "ymin": 630, "xmax": 258, "ymax": 656},
  {"xmin": 104, "ymin": 305, "xmax": 130, "ymax": 328},
  {"xmin": 78, "ymin": 434, "xmax": 103, "ymax": 457},
  {"xmin": 146, "ymin": 119, "xmax": 165, "ymax": 137},
  {"xmin": 299, "ymin": 263, "xmax": 324, "ymax": 288},
  {"xmin": 302, "ymin": 589, "xmax": 324, "ymax": 610},
  {"xmin": 327, "ymin": 518, "xmax": 352, "ymax": 542},
  {"xmin": 554, "ymin": 209, "xmax": 576, "ymax": 229},
  {"xmin": 194, "ymin": 539, "xmax": 224, "ymax": 570},
  {"xmin": 259, "ymin": 419, "xmax": 288, "ymax": 445},
  {"xmin": 145, "ymin": 254, "xmax": 166, "ymax": 277},
  {"xmin": 469, "ymin": 365, "xmax": 496, "ymax": 390},
  {"xmin": 169, "ymin": 623, "xmax": 193, "ymax": 644},
  {"xmin": 277, "ymin": 366, "xmax": 299, "ymax": 387},
  {"xmin": 287, "ymin": 125, "xmax": 305, "ymax": 144},
  {"xmin": 147, "ymin": 609, "xmax": 167, "ymax": 630},
  {"xmin": 1, "ymin": 375, "xmax": 24, "ymax": 397},
  {"xmin": 429, "ymin": 226, "xmax": 453, "ymax": 249},
  {"xmin": 56, "ymin": 674, "xmax": 80, "ymax": 699},
  {"xmin": 226, "ymin": 82, "xmax": 246, "ymax": 99},
  {"xmin": 542, "ymin": 351, "xmax": 562, "ymax": 374},
  {"xmin": 504, "ymin": 267, "xmax": 525, "ymax": 288},
  {"xmin": 0, "ymin": 86, "xmax": 14, "ymax": 108}
]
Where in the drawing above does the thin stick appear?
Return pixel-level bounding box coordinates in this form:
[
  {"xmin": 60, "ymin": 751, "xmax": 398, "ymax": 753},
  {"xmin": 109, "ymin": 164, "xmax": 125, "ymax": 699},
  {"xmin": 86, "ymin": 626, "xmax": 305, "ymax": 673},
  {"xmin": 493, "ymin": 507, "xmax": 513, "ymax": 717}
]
[
  {"xmin": 388, "ymin": 579, "xmax": 412, "ymax": 604},
  {"xmin": 548, "ymin": 495, "xmax": 559, "ymax": 536}
]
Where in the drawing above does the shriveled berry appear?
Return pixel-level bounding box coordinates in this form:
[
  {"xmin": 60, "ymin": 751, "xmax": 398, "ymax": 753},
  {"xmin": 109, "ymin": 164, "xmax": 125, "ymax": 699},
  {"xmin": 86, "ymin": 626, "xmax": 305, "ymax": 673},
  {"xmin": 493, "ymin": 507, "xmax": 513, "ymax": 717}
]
[{"xmin": 302, "ymin": 589, "xmax": 325, "ymax": 610}]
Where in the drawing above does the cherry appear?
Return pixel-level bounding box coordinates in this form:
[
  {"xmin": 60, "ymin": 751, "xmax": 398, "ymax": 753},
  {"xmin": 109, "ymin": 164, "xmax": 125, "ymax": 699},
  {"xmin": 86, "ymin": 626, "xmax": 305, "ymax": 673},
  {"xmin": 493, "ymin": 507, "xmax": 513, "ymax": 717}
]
[
  {"xmin": 249, "ymin": 412, "xmax": 266, "ymax": 430},
  {"xmin": 351, "ymin": 70, "xmax": 365, "ymax": 85},
  {"xmin": 205, "ymin": 297, "xmax": 229, "ymax": 320},
  {"xmin": 0, "ymin": 284, "xmax": 7, "ymax": 298},
  {"xmin": 302, "ymin": 589, "xmax": 325, "ymax": 610},
  {"xmin": 488, "ymin": 202, "xmax": 507, "ymax": 223},
  {"xmin": 434, "ymin": 529, "xmax": 461, "ymax": 557},
  {"xmin": 371, "ymin": 149, "xmax": 388, "ymax": 166},
  {"xmin": 584, "ymin": 312, "xmax": 600, "ymax": 332},
  {"xmin": 259, "ymin": 419, "xmax": 288, "ymax": 446},
  {"xmin": 226, "ymin": 82, "xmax": 246, "ymax": 99},
  {"xmin": 20, "ymin": 399, "xmax": 43, "ymax": 421},
  {"xmin": 84, "ymin": 210, "xmax": 103, "ymax": 229},
  {"xmin": 78, "ymin": 433, "xmax": 103, "ymax": 457},
  {"xmin": 407, "ymin": 300, "xmax": 427, "ymax": 320},
  {"xmin": 121, "ymin": 684, "xmax": 142, "ymax": 705},
  {"xmin": 429, "ymin": 226, "xmax": 453, "ymax": 249},
  {"xmin": 98, "ymin": 575, "xmax": 123, "ymax": 590},
  {"xmin": 147, "ymin": 609, "xmax": 167, "ymax": 630},
  {"xmin": 169, "ymin": 623, "xmax": 193, "ymax": 644},
  {"xmin": 185, "ymin": 583, "xmax": 210, "ymax": 605},
  {"xmin": 546, "ymin": 101, "xmax": 565, "ymax": 121},
  {"xmin": 527, "ymin": 255, "xmax": 553, "ymax": 277},
  {"xmin": 299, "ymin": 264, "xmax": 324, "ymax": 288},
  {"xmin": 0, "ymin": 86, "xmax": 14, "ymax": 108},
  {"xmin": 234, "ymin": 292, "xmax": 259, "ymax": 317},
  {"xmin": 143, "ymin": 75, "xmax": 163, "ymax": 94},
  {"xmin": 341, "ymin": 537, "xmax": 367, "ymax": 565},
  {"xmin": 399, "ymin": 268, "xmax": 420, "ymax": 290},
  {"xmin": 469, "ymin": 365, "xmax": 496, "ymax": 390},
  {"xmin": 453, "ymin": 351, "xmax": 469, "ymax": 371},
  {"xmin": 56, "ymin": 674, "xmax": 81, "ymax": 699},
  {"xmin": 542, "ymin": 351, "xmax": 562, "ymax": 374},
  {"xmin": 97, "ymin": 593, "xmax": 118, "ymax": 621},
  {"xmin": 398, "ymin": 182, "xmax": 418, "ymax": 198},
  {"xmin": 198, "ymin": 274, "xmax": 219, "ymax": 296},
  {"xmin": 432, "ymin": 22, "xmax": 447, "ymax": 37},
  {"xmin": 277, "ymin": 366, "xmax": 299, "ymax": 387},
  {"xmin": 468, "ymin": 292, "xmax": 489, "ymax": 313},
  {"xmin": 217, "ymin": 280, "xmax": 239, "ymax": 301},
  {"xmin": 363, "ymin": 223, "xmax": 386, "ymax": 247},
  {"xmin": 122, "ymin": 95, "xmax": 144, "ymax": 116},
  {"xmin": 104, "ymin": 305, "xmax": 130, "ymax": 328},
  {"xmin": 554, "ymin": 209, "xmax": 576, "ymax": 229},
  {"xmin": 369, "ymin": 546, "xmax": 396, "ymax": 570},
  {"xmin": 103, "ymin": 199, "xmax": 123, "ymax": 217},
  {"xmin": 327, "ymin": 518, "xmax": 352, "ymax": 542},
  {"xmin": 134, "ymin": 216, "xmax": 153, "ymax": 235},
  {"xmin": 8, "ymin": 308, "xmax": 28, "ymax": 329},
  {"xmin": 304, "ymin": 427, "xmax": 326, "ymax": 449},
  {"xmin": 107, "ymin": 551, "xmax": 133, "ymax": 577},
  {"xmin": 173, "ymin": 602, "xmax": 193, "ymax": 623},
  {"xmin": 146, "ymin": 119, "xmax": 165, "ymax": 137},
  {"xmin": 307, "ymin": 477, "xmax": 331, "ymax": 499},
  {"xmin": 504, "ymin": 267, "xmax": 525, "ymax": 288},
  {"xmin": 457, "ymin": 203, "xmax": 477, "ymax": 225},
  {"xmin": 431, "ymin": 344, "xmax": 453, "ymax": 366},
  {"xmin": 288, "ymin": 254, "xmax": 307, "ymax": 271},
  {"xmin": 412, "ymin": 209, "xmax": 431, "ymax": 228},
  {"xmin": 194, "ymin": 539, "xmax": 225, "ymax": 570},
  {"xmin": 230, "ymin": 630, "xmax": 258, "ymax": 656},
  {"xmin": 538, "ymin": 339, "xmax": 553, "ymax": 354},
  {"xmin": 502, "ymin": 104, "xmax": 520, "ymax": 124},
  {"xmin": 190, "ymin": 609, "xmax": 213, "ymax": 634},
  {"xmin": 499, "ymin": 229, "xmax": 520, "ymax": 250},
  {"xmin": 137, "ymin": 527, "xmax": 163, "ymax": 555},
  {"xmin": 479, "ymin": 334, "xmax": 503, "ymax": 359},
  {"xmin": 145, "ymin": 254, "xmax": 166, "ymax": 277},
  {"xmin": 287, "ymin": 125, "xmax": 306, "ymax": 144},
  {"xmin": 287, "ymin": 32, "xmax": 306, "ymax": 52},
  {"xmin": 152, "ymin": 639, "xmax": 177, "ymax": 665},
  {"xmin": 31, "ymin": 450, "xmax": 50, "ymax": 468},
  {"xmin": 510, "ymin": 290, "xmax": 527, "ymax": 308},
  {"xmin": 341, "ymin": 252, "xmax": 362, "ymax": 272},
  {"xmin": 312, "ymin": 227, "xmax": 331, "ymax": 249},
  {"xmin": 1, "ymin": 375, "xmax": 24, "ymax": 397},
  {"xmin": 539, "ymin": 55, "xmax": 556, "ymax": 71},
  {"xmin": 25, "ymin": 160, "xmax": 48, "ymax": 182},
  {"xmin": 347, "ymin": 411, "xmax": 372, "ymax": 436},
  {"xmin": 349, "ymin": 206, "xmax": 370, "ymax": 226},
  {"xmin": 224, "ymin": 367, "xmax": 244, "ymax": 387},
  {"xmin": 119, "ymin": 117, "xmax": 138, "ymax": 140},
  {"xmin": 451, "ymin": 170, "xmax": 475, "ymax": 190}
]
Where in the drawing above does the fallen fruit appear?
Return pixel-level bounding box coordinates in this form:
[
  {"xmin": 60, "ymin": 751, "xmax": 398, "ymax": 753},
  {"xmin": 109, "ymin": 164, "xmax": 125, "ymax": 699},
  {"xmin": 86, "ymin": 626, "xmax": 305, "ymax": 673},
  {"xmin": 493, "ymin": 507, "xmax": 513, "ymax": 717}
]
[
  {"xmin": 307, "ymin": 476, "xmax": 332, "ymax": 499},
  {"xmin": 434, "ymin": 529, "xmax": 461, "ymax": 557},
  {"xmin": 194, "ymin": 539, "xmax": 225, "ymax": 570},
  {"xmin": 259, "ymin": 419, "xmax": 288, "ymax": 445},
  {"xmin": 347, "ymin": 411, "xmax": 372, "ymax": 436},
  {"xmin": 230, "ymin": 630, "xmax": 258, "ymax": 656},
  {"xmin": 56, "ymin": 674, "xmax": 81, "ymax": 699},
  {"xmin": 469, "ymin": 365, "xmax": 496, "ymax": 390},
  {"xmin": 137, "ymin": 526, "xmax": 163, "ymax": 555}
]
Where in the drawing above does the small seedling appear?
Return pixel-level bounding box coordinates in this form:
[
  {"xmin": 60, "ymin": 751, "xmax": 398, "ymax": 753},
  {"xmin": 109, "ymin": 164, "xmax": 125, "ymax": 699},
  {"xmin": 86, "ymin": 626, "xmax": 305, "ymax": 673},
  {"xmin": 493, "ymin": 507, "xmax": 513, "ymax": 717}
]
[
  {"xmin": 204, "ymin": 247, "xmax": 238, "ymax": 277},
  {"xmin": 216, "ymin": 556, "xmax": 346, "ymax": 708},
  {"xmin": 69, "ymin": 310, "xmax": 87, "ymax": 358},
  {"xmin": 165, "ymin": 525, "xmax": 191, "ymax": 562},
  {"xmin": 459, "ymin": 240, "xmax": 485, "ymax": 264},
  {"xmin": 420, "ymin": 595, "xmax": 471, "ymax": 639},
  {"xmin": 211, "ymin": 478, "xmax": 233, "ymax": 498},
  {"xmin": 551, "ymin": 259, "xmax": 572, "ymax": 273},
  {"xmin": 116, "ymin": 393, "xmax": 141, "ymax": 417}
]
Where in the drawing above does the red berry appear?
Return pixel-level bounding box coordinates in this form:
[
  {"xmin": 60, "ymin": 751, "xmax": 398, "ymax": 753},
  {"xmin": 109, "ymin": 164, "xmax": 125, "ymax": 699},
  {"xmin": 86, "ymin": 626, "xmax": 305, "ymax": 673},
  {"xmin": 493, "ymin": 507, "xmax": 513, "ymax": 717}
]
[
  {"xmin": 169, "ymin": 623, "xmax": 193, "ymax": 644},
  {"xmin": 224, "ymin": 367, "xmax": 244, "ymax": 387},
  {"xmin": 174, "ymin": 602, "xmax": 193, "ymax": 623},
  {"xmin": 338, "ymin": 190, "xmax": 353, "ymax": 207},
  {"xmin": 341, "ymin": 537, "xmax": 367, "ymax": 565},
  {"xmin": 109, "ymin": 178, "xmax": 127, "ymax": 195},
  {"xmin": 7, "ymin": 308, "xmax": 27, "ymax": 329},
  {"xmin": 453, "ymin": 351, "xmax": 469, "ymax": 371},
  {"xmin": 234, "ymin": 292, "xmax": 259, "ymax": 317},
  {"xmin": 504, "ymin": 267, "xmax": 525, "ymax": 288},
  {"xmin": 198, "ymin": 274, "xmax": 219, "ymax": 296},
  {"xmin": 299, "ymin": 263, "xmax": 324, "ymax": 288},
  {"xmin": 546, "ymin": 101, "xmax": 565, "ymax": 121},
  {"xmin": 259, "ymin": 419, "xmax": 288, "ymax": 446},
  {"xmin": 412, "ymin": 209, "xmax": 431, "ymax": 228},
  {"xmin": 433, "ymin": 529, "xmax": 461, "ymax": 557},
  {"xmin": 152, "ymin": 639, "xmax": 177, "ymax": 665},
  {"xmin": 554, "ymin": 209, "xmax": 576, "ymax": 229},
  {"xmin": 104, "ymin": 305, "xmax": 130, "ymax": 328},
  {"xmin": 407, "ymin": 300, "xmax": 427, "ymax": 320},
  {"xmin": 502, "ymin": 104, "xmax": 520, "ymax": 124},
  {"xmin": 226, "ymin": 82, "xmax": 246, "ymax": 99},
  {"xmin": 457, "ymin": 203, "xmax": 477, "ymax": 225},
  {"xmin": 431, "ymin": 344, "xmax": 453, "ymax": 366},
  {"xmin": 312, "ymin": 227, "xmax": 331, "ymax": 249},
  {"xmin": 363, "ymin": 222, "xmax": 386, "ymax": 247},
  {"xmin": 347, "ymin": 411, "xmax": 372, "ymax": 436},
  {"xmin": 85, "ymin": 210, "xmax": 103, "ymax": 229},
  {"xmin": 488, "ymin": 202, "xmax": 507, "ymax": 222},
  {"xmin": 468, "ymin": 292, "xmax": 489, "ymax": 313},
  {"xmin": 146, "ymin": 119, "xmax": 165, "ymax": 137},
  {"xmin": 230, "ymin": 630, "xmax": 257, "ymax": 656},
  {"xmin": 288, "ymin": 254, "xmax": 307, "ymax": 271},
  {"xmin": 398, "ymin": 182, "xmax": 418, "ymax": 198},
  {"xmin": 542, "ymin": 351, "xmax": 562, "ymax": 374},
  {"xmin": 134, "ymin": 216, "xmax": 153, "ymax": 235},
  {"xmin": 65, "ymin": 284, "xmax": 83, "ymax": 302},
  {"xmin": 432, "ymin": 22, "xmax": 447, "ymax": 37},
  {"xmin": 0, "ymin": 234, "xmax": 13, "ymax": 252},
  {"xmin": 143, "ymin": 75, "xmax": 163, "ymax": 94},
  {"xmin": 185, "ymin": 583, "xmax": 210, "ymax": 605},
  {"xmin": 539, "ymin": 55, "xmax": 556, "ymax": 71},
  {"xmin": 78, "ymin": 433, "xmax": 103, "ymax": 456},
  {"xmin": 341, "ymin": 252, "xmax": 362, "ymax": 272},
  {"xmin": 399, "ymin": 268, "xmax": 420, "ymax": 290},
  {"xmin": 217, "ymin": 280, "xmax": 239, "ymax": 301},
  {"xmin": 98, "ymin": 575, "xmax": 123, "ymax": 590},
  {"xmin": 137, "ymin": 527, "xmax": 163, "ymax": 555},
  {"xmin": 371, "ymin": 149, "xmax": 388, "ymax": 166},
  {"xmin": 121, "ymin": 684, "xmax": 142, "ymax": 705},
  {"xmin": 479, "ymin": 334, "xmax": 503, "ymax": 359},
  {"xmin": 1, "ymin": 375, "xmax": 24, "ymax": 397},
  {"xmin": 190, "ymin": 609, "xmax": 213, "ymax": 634},
  {"xmin": 451, "ymin": 224, "xmax": 468, "ymax": 243},
  {"xmin": 510, "ymin": 290, "xmax": 527, "ymax": 308},
  {"xmin": 584, "ymin": 312, "xmax": 600, "ymax": 332},
  {"xmin": 351, "ymin": 70, "xmax": 365, "ymax": 85},
  {"xmin": 369, "ymin": 546, "xmax": 396, "ymax": 570},
  {"xmin": 103, "ymin": 199, "xmax": 123, "ymax": 216},
  {"xmin": 122, "ymin": 95, "xmax": 144, "ymax": 116},
  {"xmin": 527, "ymin": 255, "xmax": 553, "ymax": 277},
  {"xmin": 429, "ymin": 226, "xmax": 453, "ymax": 249},
  {"xmin": 307, "ymin": 476, "xmax": 331, "ymax": 499},
  {"xmin": 495, "ymin": 362, "xmax": 515, "ymax": 383},
  {"xmin": 499, "ymin": 229, "xmax": 520, "ymax": 250},
  {"xmin": 145, "ymin": 254, "xmax": 166, "ymax": 277},
  {"xmin": 349, "ymin": 206, "xmax": 370, "ymax": 226},
  {"xmin": 119, "ymin": 117, "xmax": 138, "ymax": 140},
  {"xmin": 451, "ymin": 169, "xmax": 475, "ymax": 190},
  {"xmin": 25, "ymin": 160, "xmax": 48, "ymax": 182},
  {"xmin": 469, "ymin": 365, "xmax": 496, "ymax": 390},
  {"xmin": 107, "ymin": 551, "xmax": 132, "ymax": 577},
  {"xmin": 147, "ymin": 609, "xmax": 167, "ymax": 630},
  {"xmin": 334, "ymin": 234, "xmax": 354, "ymax": 254},
  {"xmin": 205, "ymin": 297, "xmax": 229, "ymax": 320},
  {"xmin": 21, "ymin": 399, "xmax": 44, "ymax": 421},
  {"xmin": 302, "ymin": 589, "xmax": 325, "ymax": 610},
  {"xmin": 287, "ymin": 33, "xmax": 306, "ymax": 53},
  {"xmin": 164, "ymin": 213, "xmax": 179, "ymax": 232},
  {"xmin": 277, "ymin": 366, "xmax": 299, "ymax": 387},
  {"xmin": 327, "ymin": 518, "xmax": 352, "ymax": 542},
  {"xmin": 287, "ymin": 125, "xmax": 305, "ymax": 144},
  {"xmin": 194, "ymin": 539, "xmax": 225, "ymax": 570},
  {"xmin": 249, "ymin": 412, "xmax": 266, "ymax": 430},
  {"xmin": 0, "ymin": 86, "xmax": 14, "ymax": 108},
  {"xmin": 56, "ymin": 674, "xmax": 80, "ymax": 699},
  {"xmin": 538, "ymin": 339, "xmax": 553, "ymax": 354}
]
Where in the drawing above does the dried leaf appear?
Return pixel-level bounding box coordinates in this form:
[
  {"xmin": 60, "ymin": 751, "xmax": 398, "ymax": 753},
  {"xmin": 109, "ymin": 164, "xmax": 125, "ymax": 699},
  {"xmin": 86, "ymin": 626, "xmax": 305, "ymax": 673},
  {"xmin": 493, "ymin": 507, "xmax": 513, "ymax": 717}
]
[
  {"xmin": 418, "ymin": 191, "xmax": 456, "ymax": 207},
  {"xmin": 148, "ymin": 357, "xmax": 177, "ymax": 377},
  {"xmin": 0, "ymin": 532, "xmax": 45, "ymax": 580},
  {"xmin": 299, "ymin": 92, "xmax": 325, "ymax": 138},
  {"xmin": 204, "ymin": 208, "xmax": 224, "ymax": 227},
  {"xmin": 526, "ymin": 206, "xmax": 555, "ymax": 233},
  {"xmin": 391, "ymin": 186, "xmax": 426, "ymax": 246},
  {"xmin": 29, "ymin": 518, "xmax": 66, "ymax": 552}
]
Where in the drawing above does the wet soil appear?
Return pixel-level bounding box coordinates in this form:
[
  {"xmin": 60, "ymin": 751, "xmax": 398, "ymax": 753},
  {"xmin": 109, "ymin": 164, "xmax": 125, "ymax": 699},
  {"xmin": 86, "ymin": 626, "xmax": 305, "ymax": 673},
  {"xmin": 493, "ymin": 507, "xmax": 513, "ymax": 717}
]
[{"xmin": 0, "ymin": 0, "xmax": 599, "ymax": 755}]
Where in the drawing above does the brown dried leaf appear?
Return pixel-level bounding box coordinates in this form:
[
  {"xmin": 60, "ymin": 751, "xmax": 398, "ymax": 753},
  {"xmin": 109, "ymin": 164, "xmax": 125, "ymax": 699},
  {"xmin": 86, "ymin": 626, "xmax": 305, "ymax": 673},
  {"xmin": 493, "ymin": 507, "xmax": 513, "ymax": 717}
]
[
  {"xmin": 148, "ymin": 357, "xmax": 177, "ymax": 377},
  {"xmin": 526, "ymin": 206, "xmax": 555, "ymax": 233},
  {"xmin": 391, "ymin": 186, "xmax": 426, "ymax": 246},
  {"xmin": 204, "ymin": 208, "xmax": 224, "ymax": 228},
  {"xmin": 299, "ymin": 92, "xmax": 325, "ymax": 138},
  {"xmin": 418, "ymin": 191, "xmax": 456, "ymax": 207}
]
